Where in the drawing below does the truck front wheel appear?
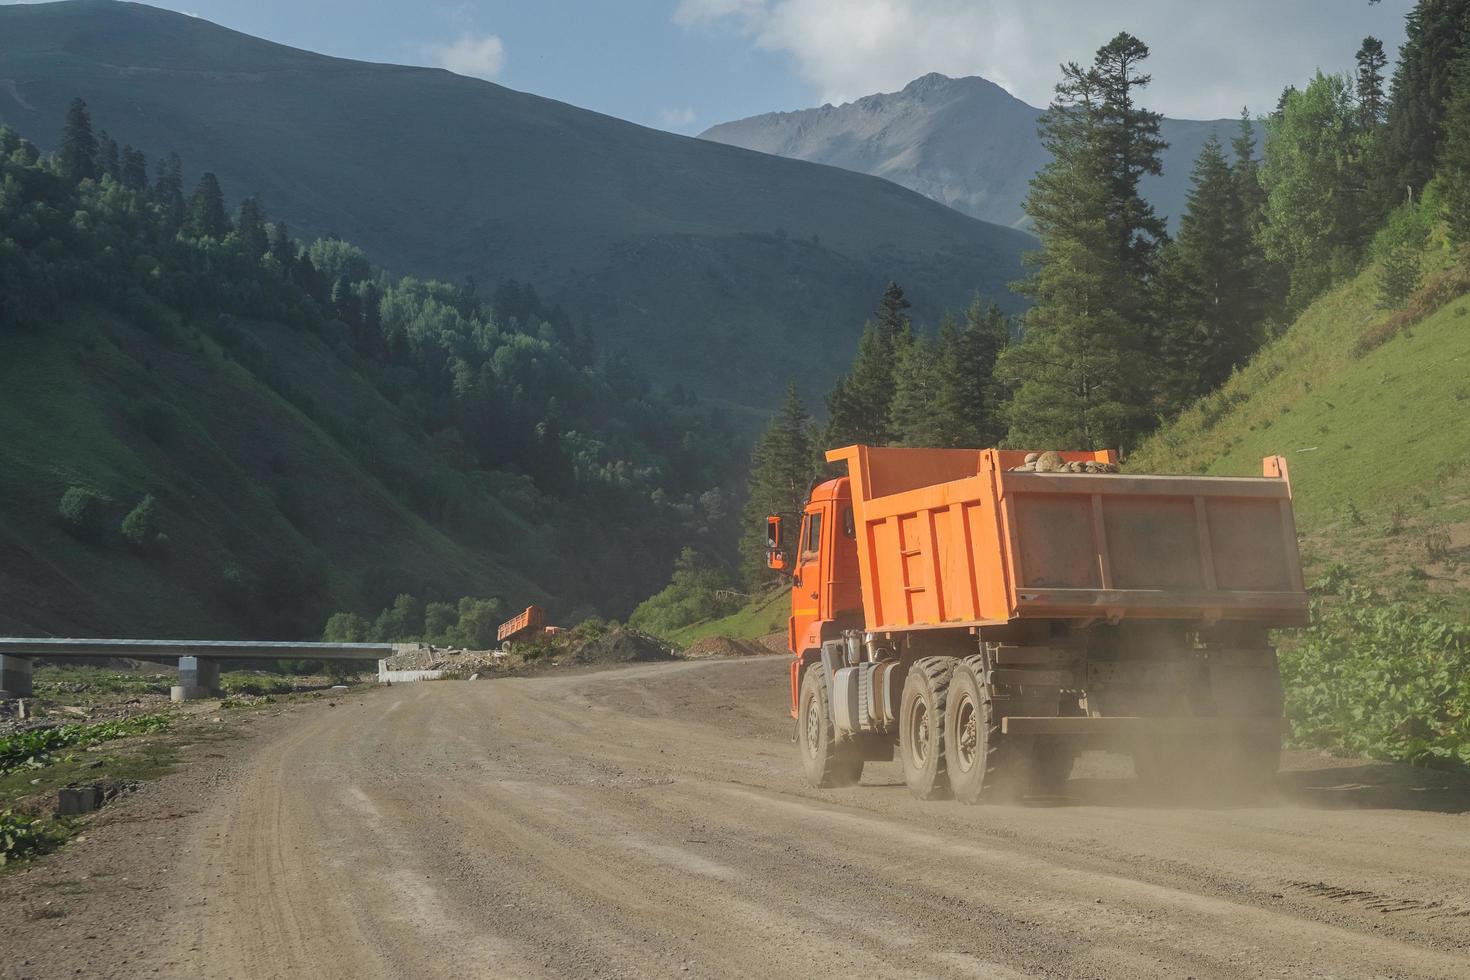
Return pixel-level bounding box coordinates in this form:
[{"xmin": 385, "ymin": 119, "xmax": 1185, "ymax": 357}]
[
  {"xmin": 900, "ymin": 657, "xmax": 954, "ymax": 800},
  {"xmin": 797, "ymin": 666, "xmax": 863, "ymax": 788}
]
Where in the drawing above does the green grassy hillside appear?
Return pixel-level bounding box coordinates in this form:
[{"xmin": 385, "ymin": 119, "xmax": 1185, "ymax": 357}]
[
  {"xmin": 0, "ymin": 303, "xmax": 540, "ymax": 637},
  {"xmin": 1132, "ymin": 246, "xmax": 1470, "ymax": 616},
  {"xmin": 667, "ymin": 587, "xmax": 790, "ymax": 648},
  {"xmin": 0, "ymin": 1, "xmax": 1031, "ymax": 413}
]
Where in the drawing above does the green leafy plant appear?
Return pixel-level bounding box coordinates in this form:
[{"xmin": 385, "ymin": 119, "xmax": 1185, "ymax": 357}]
[
  {"xmin": 1278, "ymin": 585, "xmax": 1470, "ymax": 767},
  {"xmin": 57, "ymin": 486, "xmax": 108, "ymax": 542},
  {"xmin": 0, "ymin": 809, "xmax": 66, "ymax": 865},
  {"xmin": 0, "ymin": 714, "xmax": 171, "ymax": 777}
]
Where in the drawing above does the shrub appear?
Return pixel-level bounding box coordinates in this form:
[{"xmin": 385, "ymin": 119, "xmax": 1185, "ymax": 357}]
[
  {"xmin": 450, "ymin": 597, "xmax": 504, "ymax": 650},
  {"xmin": 57, "ymin": 486, "xmax": 108, "ymax": 542},
  {"xmin": 1424, "ymin": 526, "xmax": 1453, "ymax": 561},
  {"xmin": 627, "ymin": 548, "xmax": 741, "ymax": 638},
  {"xmin": 322, "ymin": 611, "xmax": 371, "ymax": 643},
  {"xmin": 1279, "ymin": 586, "xmax": 1470, "ymax": 766},
  {"xmin": 120, "ymin": 493, "xmax": 162, "ymax": 549},
  {"xmin": 0, "ymin": 809, "xmax": 65, "ymax": 866},
  {"xmin": 423, "ymin": 602, "xmax": 458, "ymax": 643}
]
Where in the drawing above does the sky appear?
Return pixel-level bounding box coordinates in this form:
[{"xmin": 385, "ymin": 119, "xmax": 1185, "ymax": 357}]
[{"xmin": 35, "ymin": 0, "xmax": 1415, "ymax": 132}]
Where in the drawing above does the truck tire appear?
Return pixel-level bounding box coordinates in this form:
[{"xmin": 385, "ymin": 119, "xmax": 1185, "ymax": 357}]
[
  {"xmin": 797, "ymin": 666, "xmax": 863, "ymax": 788},
  {"xmin": 945, "ymin": 656, "xmax": 1024, "ymax": 805},
  {"xmin": 900, "ymin": 657, "xmax": 954, "ymax": 800}
]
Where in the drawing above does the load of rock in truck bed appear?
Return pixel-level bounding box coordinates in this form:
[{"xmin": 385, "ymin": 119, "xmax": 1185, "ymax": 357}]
[{"xmin": 1009, "ymin": 450, "xmax": 1120, "ymax": 474}]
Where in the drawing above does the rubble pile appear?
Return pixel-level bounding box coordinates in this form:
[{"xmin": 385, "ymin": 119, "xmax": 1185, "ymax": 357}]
[
  {"xmin": 381, "ymin": 645, "xmax": 507, "ymax": 674},
  {"xmin": 1010, "ymin": 450, "xmax": 1120, "ymax": 474},
  {"xmin": 560, "ymin": 628, "xmax": 678, "ymax": 666},
  {"xmin": 683, "ymin": 636, "xmax": 769, "ymax": 659}
]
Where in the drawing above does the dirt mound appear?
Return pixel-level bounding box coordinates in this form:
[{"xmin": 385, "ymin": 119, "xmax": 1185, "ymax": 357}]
[
  {"xmin": 561, "ymin": 628, "xmax": 678, "ymax": 666},
  {"xmin": 683, "ymin": 636, "xmax": 769, "ymax": 659},
  {"xmin": 756, "ymin": 632, "xmax": 788, "ymax": 654}
]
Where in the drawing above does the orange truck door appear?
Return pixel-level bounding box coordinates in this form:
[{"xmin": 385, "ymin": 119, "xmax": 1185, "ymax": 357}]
[{"xmin": 790, "ymin": 506, "xmax": 825, "ymax": 653}]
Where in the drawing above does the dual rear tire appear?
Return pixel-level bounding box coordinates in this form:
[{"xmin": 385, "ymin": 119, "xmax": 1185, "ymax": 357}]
[{"xmin": 901, "ymin": 656, "xmax": 1031, "ymax": 804}]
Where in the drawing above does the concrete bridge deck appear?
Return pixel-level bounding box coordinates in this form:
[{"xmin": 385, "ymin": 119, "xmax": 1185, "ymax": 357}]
[{"xmin": 0, "ymin": 637, "xmax": 396, "ymax": 700}]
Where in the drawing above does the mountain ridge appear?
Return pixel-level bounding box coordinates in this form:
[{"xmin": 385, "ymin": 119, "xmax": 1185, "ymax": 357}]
[
  {"xmin": 0, "ymin": 1, "xmax": 1031, "ymax": 414},
  {"xmin": 701, "ymin": 72, "xmax": 1251, "ymax": 230}
]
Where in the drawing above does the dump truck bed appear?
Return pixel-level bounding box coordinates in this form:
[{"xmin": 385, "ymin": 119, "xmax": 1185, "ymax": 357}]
[
  {"xmin": 827, "ymin": 445, "xmax": 1308, "ymax": 630},
  {"xmin": 497, "ymin": 605, "xmax": 547, "ymax": 644}
]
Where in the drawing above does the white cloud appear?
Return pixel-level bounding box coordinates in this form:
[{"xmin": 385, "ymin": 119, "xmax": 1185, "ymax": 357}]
[
  {"xmin": 431, "ymin": 32, "xmax": 506, "ymax": 80},
  {"xmin": 659, "ymin": 105, "xmax": 697, "ymax": 128},
  {"xmin": 673, "ymin": 0, "xmax": 1411, "ymax": 119}
]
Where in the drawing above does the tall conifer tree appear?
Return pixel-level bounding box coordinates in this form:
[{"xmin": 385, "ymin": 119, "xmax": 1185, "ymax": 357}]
[
  {"xmin": 998, "ymin": 34, "xmax": 1164, "ymax": 450},
  {"xmin": 740, "ymin": 383, "xmax": 816, "ymax": 585},
  {"xmin": 185, "ymin": 172, "xmax": 229, "ymax": 239},
  {"xmin": 236, "ymin": 195, "xmax": 269, "ymax": 258},
  {"xmin": 57, "ymin": 97, "xmax": 97, "ymax": 184}
]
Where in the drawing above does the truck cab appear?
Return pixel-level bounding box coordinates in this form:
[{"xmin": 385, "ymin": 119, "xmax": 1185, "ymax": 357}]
[{"xmin": 767, "ymin": 477, "xmax": 863, "ymax": 717}]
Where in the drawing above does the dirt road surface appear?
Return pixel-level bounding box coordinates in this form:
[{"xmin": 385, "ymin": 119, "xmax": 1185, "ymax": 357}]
[{"xmin": 4, "ymin": 657, "xmax": 1469, "ymax": 979}]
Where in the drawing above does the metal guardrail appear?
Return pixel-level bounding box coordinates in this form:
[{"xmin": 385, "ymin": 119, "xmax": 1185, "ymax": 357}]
[{"xmin": 0, "ymin": 638, "xmax": 395, "ymax": 660}]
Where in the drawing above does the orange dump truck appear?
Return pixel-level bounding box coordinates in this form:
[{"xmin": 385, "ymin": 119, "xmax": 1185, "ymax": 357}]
[
  {"xmin": 496, "ymin": 605, "xmax": 547, "ymax": 645},
  {"xmin": 766, "ymin": 445, "xmax": 1307, "ymax": 803}
]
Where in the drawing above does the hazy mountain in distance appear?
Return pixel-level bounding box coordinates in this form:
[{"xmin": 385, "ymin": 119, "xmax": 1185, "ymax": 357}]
[
  {"xmin": 0, "ymin": 2, "xmax": 1032, "ymax": 416},
  {"xmin": 701, "ymin": 73, "xmax": 1252, "ymax": 230}
]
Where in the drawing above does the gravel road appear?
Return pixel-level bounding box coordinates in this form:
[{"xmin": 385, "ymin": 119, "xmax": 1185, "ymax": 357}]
[{"xmin": 4, "ymin": 657, "xmax": 1469, "ymax": 979}]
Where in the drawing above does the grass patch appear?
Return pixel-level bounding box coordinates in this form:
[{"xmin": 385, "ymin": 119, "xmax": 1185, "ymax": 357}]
[
  {"xmin": 668, "ymin": 587, "xmax": 789, "ymax": 647},
  {"xmin": 1133, "ymin": 245, "xmax": 1470, "ymax": 615}
]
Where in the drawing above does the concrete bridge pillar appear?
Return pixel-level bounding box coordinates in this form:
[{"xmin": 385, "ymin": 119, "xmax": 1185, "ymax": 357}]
[
  {"xmin": 0, "ymin": 654, "xmax": 32, "ymax": 698},
  {"xmin": 171, "ymin": 656, "xmax": 221, "ymax": 701}
]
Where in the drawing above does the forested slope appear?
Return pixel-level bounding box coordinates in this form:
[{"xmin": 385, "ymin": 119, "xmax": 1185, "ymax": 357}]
[
  {"xmin": 0, "ymin": 117, "xmax": 739, "ymax": 638},
  {"xmin": 0, "ymin": 0, "xmax": 1032, "ymax": 413}
]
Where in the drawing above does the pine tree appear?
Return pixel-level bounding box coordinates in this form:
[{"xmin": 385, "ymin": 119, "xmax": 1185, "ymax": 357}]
[
  {"xmin": 888, "ymin": 332, "xmax": 946, "ymax": 447},
  {"xmin": 57, "ymin": 97, "xmax": 97, "ymax": 183},
  {"xmin": 236, "ymin": 195, "xmax": 269, "ymax": 258},
  {"xmin": 998, "ymin": 35, "xmax": 1163, "ymax": 450},
  {"xmin": 1091, "ymin": 33, "xmax": 1168, "ymax": 283},
  {"xmin": 740, "ymin": 383, "xmax": 817, "ymax": 585},
  {"xmin": 1441, "ymin": 51, "xmax": 1470, "ymax": 244},
  {"xmin": 1157, "ymin": 135, "xmax": 1263, "ymax": 410},
  {"xmin": 184, "ymin": 172, "xmax": 228, "ymax": 239},
  {"xmin": 153, "ymin": 152, "xmax": 185, "ymax": 229},
  {"xmin": 120, "ymin": 145, "xmax": 148, "ymax": 192},
  {"xmin": 268, "ymin": 220, "xmax": 294, "ymax": 263},
  {"xmin": 874, "ymin": 280, "xmax": 911, "ymax": 345},
  {"xmin": 1384, "ymin": 0, "xmax": 1470, "ymax": 198},
  {"xmin": 824, "ymin": 322, "xmax": 896, "ymax": 447},
  {"xmin": 96, "ymin": 130, "xmax": 120, "ymax": 180},
  {"xmin": 962, "ymin": 299, "xmax": 1011, "ymax": 446},
  {"xmin": 1356, "ymin": 36, "xmax": 1389, "ymax": 128},
  {"xmin": 928, "ymin": 314, "xmax": 980, "ymax": 448}
]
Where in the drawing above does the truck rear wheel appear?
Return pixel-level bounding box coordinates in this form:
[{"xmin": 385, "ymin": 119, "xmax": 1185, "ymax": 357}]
[
  {"xmin": 945, "ymin": 656, "xmax": 1024, "ymax": 805},
  {"xmin": 900, "ymin": 657, "xmax": 954, "ymax": 800},
  {"xmin": 797, "ymin": 666, "xmax": 863, "ymax": 788}
]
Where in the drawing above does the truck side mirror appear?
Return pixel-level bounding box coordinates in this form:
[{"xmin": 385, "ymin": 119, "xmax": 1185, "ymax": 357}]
[{"xmin": 765, "ymin": 515, "xmax": 790, "ymax": 574}]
